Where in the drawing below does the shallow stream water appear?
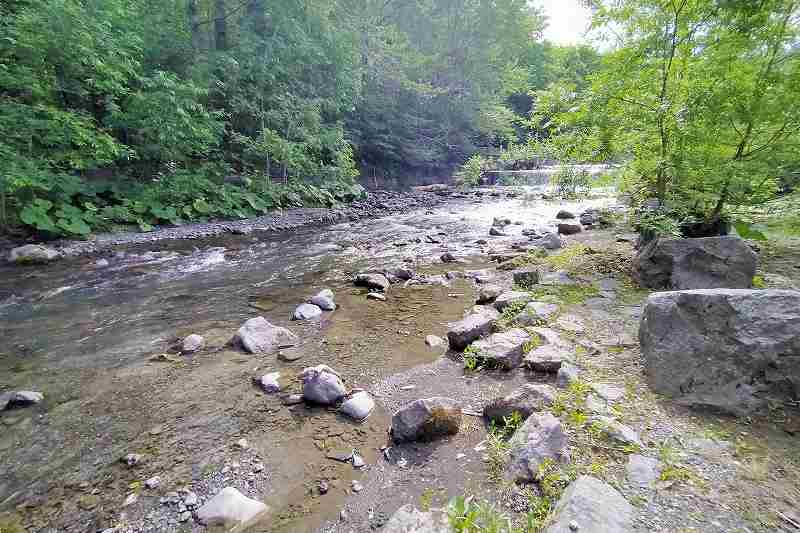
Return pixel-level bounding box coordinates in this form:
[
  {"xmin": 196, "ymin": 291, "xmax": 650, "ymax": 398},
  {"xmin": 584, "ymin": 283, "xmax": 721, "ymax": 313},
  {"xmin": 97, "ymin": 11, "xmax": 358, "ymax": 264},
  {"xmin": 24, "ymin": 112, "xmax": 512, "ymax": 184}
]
[{"xmin": 0, "ymin": 189, "xmax": 611, "ymax": 532}]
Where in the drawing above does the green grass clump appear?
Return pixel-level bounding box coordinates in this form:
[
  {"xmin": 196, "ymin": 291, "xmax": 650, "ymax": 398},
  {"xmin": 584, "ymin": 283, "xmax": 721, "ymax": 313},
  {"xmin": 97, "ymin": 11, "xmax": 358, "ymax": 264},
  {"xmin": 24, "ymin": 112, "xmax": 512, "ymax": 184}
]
[{"xmin": 530, "ymin": 284, "xmax": 600, "ymax": 306}]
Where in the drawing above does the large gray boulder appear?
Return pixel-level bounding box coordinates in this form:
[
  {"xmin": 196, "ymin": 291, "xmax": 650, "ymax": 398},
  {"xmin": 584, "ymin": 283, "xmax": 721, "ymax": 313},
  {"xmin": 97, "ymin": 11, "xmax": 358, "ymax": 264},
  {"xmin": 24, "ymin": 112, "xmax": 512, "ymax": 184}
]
[
  {"xmin": 639, "ymin": 289, "xmax": 800, "ymax": 415},
  {"xmin": 633, "ymin": 236, "xmax": 757, "ymax": 290},
  {"xmin": 530, "ymin": 232, "xmax": 563, "ymax": 250},
  {"xmin": 507, "ymin": 412, "xmax": 569, "ymax": 482},
  {"xmin": 293, "ymin": 303, "xmax": 322, "ymax": 320},
  {"xmin": 483, "ymin": 384, "xmax": 556, "ymax": 422},
  {"xmin": 557, "ymin": 222, "xmax": 582, "ymax": 235},
  {"xmin": 515, "ymin": 301, "xmax": 559, "ymax": 326},
  {"xmin": 355, "ymin": 272, "xmax": 391, "ymax": 291},
  {"xmin": 447, "ymin": 312, "xmax": 497, "ymax": 351},
  {"xmin": 382, "ymin": 505, "xmax": 448, "ymax": 533},
  {"xmin": 469, "ymin": 328, "xmax": 531, "ymax": 370},
  {"xmin": 391, "ymin": 397, "xmax": 461, "ymax": 442},
  {"xmin": 235, "ymin": 317, "xmax": 298, "ymax": 354},
  {"xmin": 524, "ymin": 344, "xmax": 569, "ymax": 373},
  {"xmin": 8, "ymin": 244, "xmax": 60, "ymax": 264},
  {"xmin": 545, "ymin": 476, "xmax": 633, "ymax": 533},
  {"xmin": 195, "ymin": 487, "xmax": 268, "ymax": 526},
  {"xmin": 299, "ymin": 365, "xmax": 347, "ymax": 405}
]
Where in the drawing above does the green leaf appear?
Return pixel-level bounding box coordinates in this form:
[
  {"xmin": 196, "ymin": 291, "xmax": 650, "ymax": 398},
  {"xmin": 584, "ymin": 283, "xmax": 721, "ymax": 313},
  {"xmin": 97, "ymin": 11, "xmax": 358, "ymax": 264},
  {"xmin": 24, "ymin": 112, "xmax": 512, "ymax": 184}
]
[{"xmin": 734, "ymin": 222, "xmax": 768, "ymax": 242}]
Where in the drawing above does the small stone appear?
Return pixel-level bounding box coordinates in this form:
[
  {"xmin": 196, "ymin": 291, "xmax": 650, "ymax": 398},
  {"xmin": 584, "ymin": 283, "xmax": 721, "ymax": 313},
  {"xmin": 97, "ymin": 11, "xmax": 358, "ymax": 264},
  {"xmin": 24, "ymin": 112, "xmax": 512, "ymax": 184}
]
[
  {"xmin": 340, "ymin": 391, "xmax": 375, "ymax": 421},
  {"xmin": 441, "ymin": 252, "xmax": 458, "ymax": 263},
  {"xmin": 183, "ymin": 491, "xmax": 199, "ymax": 508},
  {"xmin": 367, "ymin": 292, "xmax": 387, "ymax": 301},
  {"xmin": 257, "ymin": 372, "xmax": 281, "ymax": 393},
  {"xmin": 195, "ymin": 487, "xmax": 268, "ymax": 526},
  {"xmin": 569, "ymin": 520, "xmax": 580, "ymax": 531},
  {"xmin": 178, "ymin": 511, "xmax": 192, "ymax": 523},
  {"xmin": 278, "ymin": 347, "xmax": 303, "ymax": 361},
  {"xmin": 590, "ymin": 416, "xmax": 642, "ymax": 447},
  {"xmin": 351, "ymin": 480, "xmax": 363, "ymax": 493},
  {"xmin": 282, "ymin": 394, "xmax": 304, "ymax": 406},
  {"xmin": 235, "ymin": 317, "xmax": 298, "ymax": 354},
  {"xmin": 123, "ymin": 493, "xmax": 138, "ymax": 507},
  {"xmin": 95, "ymin": 258, "xmax": 110, "ymax": 268},
  {"xmin": 123, "ymin": 453, "xmax": 142, "ymax": 467},
  {"xmin": 556, "ymin": 210, "xmax": 575, "ymax": 220},
  {"xmin": 235, "ymin": 438, "xmax": 249, "ymax": 449},
  {"xmin": 181, "ymin": 334, "xmax": 205, "ymax": 353},
  {"xmin": 355, "ymin": 272, "xmax": 391, "ymax": 291},
  {"xmin": 352, "ymin": 453, "xmax": 366, "ymax": 468},
  {"xmin": 476, "ymin": 285, "xmax": 502, "ymax": 304},
  {"xmin": 294, "ymin": 303, "xmax": 323, "ymax": 320},
  {"xmin": 144, "ymin": 476, "xmax": 161, "ymax": 489},
  {"xmin": 253, "ymin": 462, "xmax": 264, "ymax": 473},
  {"xmin": 319, "ymin": 481, "xmax": 329, "ymax": 494},
  {"xmin": 425, "ymin": 335, "xmax": 445, "ymax": 347}
]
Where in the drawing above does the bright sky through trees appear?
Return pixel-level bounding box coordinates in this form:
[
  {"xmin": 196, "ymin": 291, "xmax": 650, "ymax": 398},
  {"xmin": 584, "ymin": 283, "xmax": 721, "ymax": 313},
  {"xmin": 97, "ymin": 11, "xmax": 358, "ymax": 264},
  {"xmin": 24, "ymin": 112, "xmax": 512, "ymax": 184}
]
[{"xmin": 535, "ymin": 0, "xmax": 592, "ymax": 44}]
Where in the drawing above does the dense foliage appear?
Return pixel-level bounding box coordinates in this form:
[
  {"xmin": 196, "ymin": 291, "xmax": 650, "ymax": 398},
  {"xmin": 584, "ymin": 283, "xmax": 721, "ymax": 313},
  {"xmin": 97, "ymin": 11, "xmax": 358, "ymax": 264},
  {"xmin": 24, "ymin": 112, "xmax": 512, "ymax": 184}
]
[{"xmin": 0, "ymin": 0, "xmax": 566, "ymax": 236}]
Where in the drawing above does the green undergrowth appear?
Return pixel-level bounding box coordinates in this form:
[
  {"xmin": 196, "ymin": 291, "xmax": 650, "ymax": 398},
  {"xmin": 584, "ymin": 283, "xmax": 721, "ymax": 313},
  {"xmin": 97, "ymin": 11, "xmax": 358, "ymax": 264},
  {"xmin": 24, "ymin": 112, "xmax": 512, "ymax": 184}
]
[{"xmin": 528, "ymin": 284, "xmax": 600, "ymax": 306}]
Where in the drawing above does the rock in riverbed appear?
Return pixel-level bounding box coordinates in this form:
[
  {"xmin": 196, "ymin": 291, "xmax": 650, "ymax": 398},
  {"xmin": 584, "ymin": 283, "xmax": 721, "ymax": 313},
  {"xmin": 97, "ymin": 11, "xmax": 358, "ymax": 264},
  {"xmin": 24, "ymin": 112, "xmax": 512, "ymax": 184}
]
[
  {"xmin": 447, "ymin": 312, "xmax": 497, "ymax": 350},
  {"xmin": 640, "ymin": 288, "xmax": 800, "ymax": 415},
  {"xmin": 181, "ymin": 334, "xmax": 205, "ymax": 353},
  {"xmin": 626, "ymin": 454, "xmax": 662, "ymax": 488},
  {"xmin": 355, "ymin": 273, "xmax": 391, "ymax": 291},
  {"xmin": 556, "ymin": 210, "xmax": 575, "ymax": 220},
  {"xmin": 530, "ymin": 232, "xmax": 563, "ymax": 250},
  {"xmin": 340, "ymin": 391, "xmax": 375, "ymax": 421},
  {"xmin": 1, "ymin": 391, "xmax": 44, "ymax": 409},
  {"xmin": 257, "ymin": 372, "xmax": 281, "ymax": 393},
  {"xmin": 8, "ymin": 244, "xmax": 60, "ymax": 264},
  {"xmin": 382, "ymin": 505, "xmax": 449, "ymax": 533},
  {"xmin": 512, "ymin": 268, "xmax": 539, "ymax": 287},
  {"xmin": 195, "ymin": 487, "xmax": 268, "ymax": 526},
  {"xmin": 425, "ymin": 335, "xmax": 445, "ymax": 347},
  {"xmin": 391, "ymin": 397, "xmax": 461, "ymax": 442},
  {"xmin": 507, "ymin": 412, "xmax": 569, "ymax": 482},
  {"xmin": 293, "ymin": 303, "xmax": 323, "ymax": 320},
  {"xmin": 310, "ymin": 289, "xmax": 336, "ymax": 310},
  {"xmin": 545, "ymin": 476, "xmax": 633, "ymax": 533},
  {"xmin": 524, "ymin": 345, "xmax": 569, "ymax": 373},
  {"xmin": 476, "ymin": 285, "xmax": 502, "ymax": 304},
  {"xmin": 300, "ymin": 365, "xmax": 346, "ymax": 405},
  {"xmin": 516, "ymin": 301, "xmax": 559, "ymax": 325},
  {"xmin": 235, "ymin": 317, "xmax": 298, "ymax": 354},
  {"xmin": 557, "ymin": 222, "xmax": 582, "ymax": 235},
  {"xmin": 469, "ymin": 328, "xmax": 531, "ymax": 370},
  {"xmin": 483, "ymin": 384, "xmax": 556, "ymax": 423},
  {"xmin": 493, "ymin": 291, "xmax": 530, "ymax": 311},
  {"xmin": 634, "ymin": 236, "xmax": 757, "ymax": 290}
]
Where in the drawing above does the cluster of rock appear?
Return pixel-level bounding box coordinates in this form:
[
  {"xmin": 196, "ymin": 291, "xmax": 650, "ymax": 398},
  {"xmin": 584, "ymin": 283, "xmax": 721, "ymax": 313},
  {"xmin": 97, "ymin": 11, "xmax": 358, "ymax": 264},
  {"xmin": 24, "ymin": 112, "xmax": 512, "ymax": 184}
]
[{"xmin": 293, "ymin": 288, "xmax": 337, "ymax": 320}]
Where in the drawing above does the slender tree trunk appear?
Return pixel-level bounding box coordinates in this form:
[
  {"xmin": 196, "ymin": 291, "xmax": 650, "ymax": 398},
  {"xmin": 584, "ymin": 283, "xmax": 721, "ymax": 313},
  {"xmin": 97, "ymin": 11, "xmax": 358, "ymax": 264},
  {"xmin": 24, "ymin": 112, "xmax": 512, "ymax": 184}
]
[
  {"xmin": 214, "ymin": 0, "xmax": 227, "ymax": 51},
  {"xmin": 187, "ymin": 0, "xmax": 202, "ymax": 50}
]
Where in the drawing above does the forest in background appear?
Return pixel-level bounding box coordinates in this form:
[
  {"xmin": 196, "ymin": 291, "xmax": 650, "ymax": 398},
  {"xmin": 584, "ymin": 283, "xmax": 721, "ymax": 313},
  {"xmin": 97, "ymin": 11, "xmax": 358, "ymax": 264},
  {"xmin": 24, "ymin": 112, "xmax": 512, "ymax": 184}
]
[{"xmin": 1, "ymin": 0, "xmax": 592, "ymax": 237}]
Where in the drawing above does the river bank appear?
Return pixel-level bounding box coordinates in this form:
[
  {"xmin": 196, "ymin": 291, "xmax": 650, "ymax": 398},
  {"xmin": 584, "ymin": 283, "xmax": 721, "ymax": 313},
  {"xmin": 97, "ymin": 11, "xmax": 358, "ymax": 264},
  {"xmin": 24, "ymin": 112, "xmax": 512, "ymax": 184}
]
[{"xmin": 1, "ymin": 189, "xmax": 798, "ymax": 533}]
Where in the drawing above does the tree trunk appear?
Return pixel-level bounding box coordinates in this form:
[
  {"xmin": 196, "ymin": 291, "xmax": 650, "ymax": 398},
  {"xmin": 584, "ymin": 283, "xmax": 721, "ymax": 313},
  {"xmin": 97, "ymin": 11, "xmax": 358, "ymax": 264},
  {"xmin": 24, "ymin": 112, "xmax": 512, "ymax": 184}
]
[
  {"xmin": 187, "ymin": 0, "xmax": 202, "ymax": 50},
  {"xmin": 214, "ymin": 0, "xmax": 227, "ymax": 51}
]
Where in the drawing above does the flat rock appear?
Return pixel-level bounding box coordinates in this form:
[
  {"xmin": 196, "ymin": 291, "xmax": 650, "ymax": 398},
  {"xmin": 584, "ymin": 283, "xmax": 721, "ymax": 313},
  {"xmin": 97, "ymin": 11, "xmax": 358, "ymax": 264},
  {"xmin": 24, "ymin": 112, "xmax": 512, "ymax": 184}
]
[
  {"xmin": 524, "ymin": 345, "xmax": 569, "ymax": 373},
  {"xmin": 355, "ymin": 273, "xmax": 391, "ymax": 291},
  {"xmin": 469, "ymin": 328, "xmax": 531, "ymax": 370},
  {"xmin": 447, "ymin": 312, "xmax": 497, "ymax": 351},
  {"xmin": 195, "ymin": 487, "xmax": 268, "ymax": 526},
  {"xmin": 634, "ymin": 236, "xmax": 757, "ymax": 290},
  {"xmin": 310, "ymin": 291, "xmax": 336, "ymax": 311},
  {"xmin": 507, "ymin": 412, "xmax": 570, "ymax": 482},
  {"xmin": 557, "ymin": 222, "xmax": 582, "ymax": 235},
  {"xmin": 640, "ymin": 289, "xmax": 800, "ymax": 415},
  {"xmin": 391, "ymin": 397, "xmax": 461, "ymax": 443},
  {"xmin": 591, "ymin": 416, "xmax": 642, "ymax": 447},
  {"xmin": 5, "ymin": 391, "xmax": 44, "ymax": 408},
  {"xmin": 340, "ymin": 391, "xmax": 375, "ymax": 421},
  {"xmin": 425, "ymin": 335, "xmax": 445, "ymax": 348},
  {"xmin": 545, "ymin": 475, "xmax": 633, "ymax": 533},
  {"xmin": 293, "ymin": 303, "xmax": 323, "ymax": 320},
  {"xmin": 300, "ymin": 365, "xmax": 346, "ymax": 405},
  {"xmin": 382, "ymin": 504, "xmax": 449, "ymax": 533},
  {"xmin": 539, "ymin": 270, "xmax": 576, "ymax": 286},
  {"xmin": 530, "ymin": 232, "xmax": 563, "ymax": 250},
  {"xmin": 626, "ymin": 455, "xmax": 662, "ymax": 488},
  {"xmin": 367, "ymin": 292, "xmax": 387, "ymax": 301},
  {"xmin": 278, "ymin": 347, "xmax": 303, "ymax": 362},
  {"xmin": 516, "ymin": 301, "xmax": 559, "ymax": 326},
  {"xmin": 483, "ymin": 384, "xmax": 557, "ymax": 422},
  {"xmin": 556, "ymin": 315, "xmax": 585, "ymax": 334},
  {"xmin": 556, "ymin": 210, "xmax": 575, "ymax": 220},
  {"xmin": 181, "ymin": 334, "xmax": 205, "ymax": 353},
  {"xmin": 489, "ymin": 227, "xmax": 507, "ymax": 237},
  {"xmin": 235, "ymin": 317, "xmax": 298, "ymax": 354},
  {"xmin": 8, "ymin": 244, "xmax": 60, "ymax": 264},
  {"xmin": 493, "ymin": 291, "xmax": 530, "ymax": 311}
]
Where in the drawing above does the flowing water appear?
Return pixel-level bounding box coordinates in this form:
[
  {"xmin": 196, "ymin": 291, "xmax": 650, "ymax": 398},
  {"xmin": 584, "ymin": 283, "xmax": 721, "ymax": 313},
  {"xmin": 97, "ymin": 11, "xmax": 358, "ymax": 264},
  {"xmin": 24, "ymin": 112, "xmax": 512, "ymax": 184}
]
[{"xmin": 0, "ymin": 189, "xmax": 613, "ymax": 532}]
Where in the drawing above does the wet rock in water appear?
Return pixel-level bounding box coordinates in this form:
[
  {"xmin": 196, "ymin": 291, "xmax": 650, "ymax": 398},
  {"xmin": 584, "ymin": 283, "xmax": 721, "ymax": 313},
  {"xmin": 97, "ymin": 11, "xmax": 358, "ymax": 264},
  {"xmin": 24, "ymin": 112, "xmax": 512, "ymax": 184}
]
[
  {"xmin": 8, "ymin": 244, "xmax": 60, "ymax": 264},
  {"xmin": 341, "ymin": 391, "xmax": 375, "ymax": 421},
  {"xmin": 257, "ymin": 372, "xmax": 281, "ymax": 393},
  {"xmin": 391, "ymin": 397, "xmax": 462, "ymax": 442},
  {"xmin": 235, "ymin": 317, "xmax": 298, "ymax": 354},
  {"xmin": 633, "ymin": 236, "xmax": 757, "ymax": 290},
  {"xmin": 493, "ymin": 291, "xmax": 530, "ymax": 311},
  {"xmin": 493, "ymin": 217, "xmax": 512, "ymax": 227},
  {"xmin": 522, "ymin": 228, "xmax": 540, "ymax": 237},
  {"xmin": 580, "ymin": 209, "xmax": 601, "ymax": 226},
  {"xmin": 3, "ymin": 391, "xmax": 44, "ymax": 409},
  {"xmin": 445, "ymin": 271, "xmax": 464, "ymax": 280},
  {"xmin": 181, "ymin": 334, "xmax": 205, "ymax": 354},
  {"xmin": 556, "ymin": 363, "xmax": 581, "ymax": 388},
  {"xmin": 465, "ymin": 269, "xmax": 494, "ymax": 284},
  {"xmin": 507, "ymin": 412, "xmax": 569, "ymax": 482},
  {"xmin": 512, "ymin": 268, "xmax": 539, "ymax": 287},
  {"xmin": 294, "ymin": 303, "xmax": 323, "ymax": 320},
  {"xmin": 367, "ymin": 292, "xmax": 387, "ymax": 301},
  {"xmin": 355, "ymin": 272, "xmax": 391, "ymax": 291},
  {"xmin": 556, "ymin": 210, "xmax": 575, "ymax": 220},
  {"xmin": 195, "ymin": 487, "xmax": 269, "ymax": 526},
  {"xmin": 544, "ymin": 476, "xmax": 633, "ymax": 533},
  {"xmin": 95, "ymin": 258, "xmax": 110, "ymax": 268},
  {"xmin": 524, "ymin": 345, "xmax": 569, "ymax": 373},
  {"xmin": 447, "ymin": 312, "xmax": 497, "ymax": 351},
  {"xmin": 640, "ymin": 289, "xmax": 800, "ymax": 416},
  {"xmin": 483, "ymin": 384, "xmax": 557, "ymax": 422},
  {"xmin": 489, "ymin": 227, "xmax": 508, "ymax": 237},
  {"xmin": 590, "ymin": 416, "xmax": 642, "ymax": 447},
  {"xmin": 440, "ymin": 252, "xmax": 458, "ymax": 263},
  {"xmin": 469, "ymin": 328, "xmax": 531, "ymax": 370},
  {"xmin": 476, "ymin": 285, "xmax": 502, "ymax": 304},
  {"xmin": 425, "ymin": 335, "xmax": 445, "ymax": 348},
  {"xmin": 351, "ymin": 480, "xmax": 364, "ymax": 493},
  {"xmin": 530, "ymin": 232, "xmax": 563, "ymax": 250},
  {"xmin": 516, "ymin": 301, "xmax": 559, "ymax": 326},
  {"xmin": 310, "ymin": 290, "xmax": 336, "ymax": 311},
  {"xmin": 382, "ymin": 504, "xmax": 449, "ymax": 533},
  {"xmin": 557, "ymin": 222, "xmax": 583, "ymax": 235},
  {"xmin": 300, "ymin": 365, "xmax": 346, "ymax": 405},
  {"xmin": 626, "ymin": 455, "xmax": 662, "ymax": 488},
  {"xmin": 394, "ymin": 267, "xmax": 416, "ymax": 281}
]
